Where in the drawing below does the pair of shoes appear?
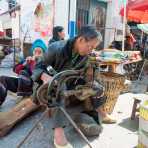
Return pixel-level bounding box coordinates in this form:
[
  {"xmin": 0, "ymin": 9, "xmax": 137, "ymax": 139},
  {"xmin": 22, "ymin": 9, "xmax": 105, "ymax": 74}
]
[
  {"xmin": 54, "ymin": 140, "xmax": 73, "ymax": 148},
  {"xmin": 102, "ymin": 116, "xmax": 117, "ymax": 124},
  {"xmin": 74, "ymin": 113, "xmax": 102, "ymax": 137},
  {"xmin": 78, "ymin": 122, "xmax": 103, "ymax": 137}
]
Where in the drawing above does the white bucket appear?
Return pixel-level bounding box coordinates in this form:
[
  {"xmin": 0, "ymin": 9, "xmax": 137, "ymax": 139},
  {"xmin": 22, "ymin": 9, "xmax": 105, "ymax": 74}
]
[
  {"xmin": 138, "ymin": 130, "xmax": 148, "ymax": 147},
  {"xmin": 139, "ymin": 116, "xmax": 148, "ymax": 133}
]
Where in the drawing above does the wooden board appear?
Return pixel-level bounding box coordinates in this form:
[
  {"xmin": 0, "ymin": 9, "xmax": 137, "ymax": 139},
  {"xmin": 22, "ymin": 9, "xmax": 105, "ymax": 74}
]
[{"xmin": 0, "ymin": 98, "xmax": 39, "ymax": 137}]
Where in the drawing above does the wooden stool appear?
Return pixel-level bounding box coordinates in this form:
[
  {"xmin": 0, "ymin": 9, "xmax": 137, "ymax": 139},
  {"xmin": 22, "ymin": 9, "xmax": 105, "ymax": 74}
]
[{"xmin": 131, "ymin": 97, "xmax": 141, "ymax": 120}]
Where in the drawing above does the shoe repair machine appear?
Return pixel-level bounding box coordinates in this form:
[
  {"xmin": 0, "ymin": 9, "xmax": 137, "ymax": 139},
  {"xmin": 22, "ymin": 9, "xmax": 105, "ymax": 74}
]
[{"xmin": 0, "ymin": 54, "xmax": 104, "ymax": 148}]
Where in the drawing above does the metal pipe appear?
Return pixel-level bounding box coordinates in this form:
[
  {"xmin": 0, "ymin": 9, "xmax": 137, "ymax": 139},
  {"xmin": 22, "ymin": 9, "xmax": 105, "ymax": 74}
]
[
  {"xmin": 122, "ymin": 0, "xmax": 127, "ymax": 51},
  {"xmin": 59, "ymin": 107, "xmax": 93, "ymax": 148},
  {"xmin": 17, "ymin": 108, "xmax": 49, "ymax": 148}
]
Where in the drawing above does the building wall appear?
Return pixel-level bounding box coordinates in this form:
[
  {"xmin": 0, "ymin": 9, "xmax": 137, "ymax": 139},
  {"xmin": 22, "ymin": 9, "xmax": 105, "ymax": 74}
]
[
  {"xmin": 60, "ymin": 0, "xmax": 124, "ymax": 47},
  {"xmin": 54, "ymin": 0, "xmax": 69, "ymax": 38},
  {"xmin": 0, "ymin": 0, "xmax": 8, "ymax": 14},
  {"xmin": 0, "ymin": 0, "xmax": 124, "ymax": 47},
  {"xmin": 0, "ymin": 14, "xmax": 12, "ymax": 30},
  {"xmin": 68, "ymin": 0, "xmax": 77, "ymax": 38},
  {"xmin": 11, "ymin": 11, "xmax": 20, "ymax": 39},
  {"xmin": 66, "ymin": 0, "xmax": 123, "ymax": 48},
  {"xmin": 104, "ymin": 0, "xmax": 123, "ymax": 48},
  {"xmin": 54, "ymin": 0, "xmax": 77, "ymax": 38}
]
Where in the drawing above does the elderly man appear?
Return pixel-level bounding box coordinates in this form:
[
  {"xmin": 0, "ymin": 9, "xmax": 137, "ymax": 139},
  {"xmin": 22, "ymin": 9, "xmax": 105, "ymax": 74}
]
[{"xmin": 32, "ymin": 26, "xmax": 112, "ymax": 148}]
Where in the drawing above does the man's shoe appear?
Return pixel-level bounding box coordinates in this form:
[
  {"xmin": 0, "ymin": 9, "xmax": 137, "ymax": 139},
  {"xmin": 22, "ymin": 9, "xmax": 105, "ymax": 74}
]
[
  {"xmin": 74, "ymin": 113, "xmax": 102, "ymax": 137},
  {"xmin": 102, "ymin": 116, "xmax": 117, "ymax": 124}
]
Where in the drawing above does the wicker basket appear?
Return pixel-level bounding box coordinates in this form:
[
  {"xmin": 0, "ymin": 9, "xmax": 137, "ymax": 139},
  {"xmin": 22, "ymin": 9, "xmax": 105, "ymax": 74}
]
[{"xmin": 96, "ymin": 72, "xmax": 125, "ymax": 114}]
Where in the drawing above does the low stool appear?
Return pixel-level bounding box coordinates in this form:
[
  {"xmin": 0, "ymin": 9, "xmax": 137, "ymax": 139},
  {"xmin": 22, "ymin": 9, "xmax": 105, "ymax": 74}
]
[{"xmin": 131, "ymin": 97, "xmax": 141, "ymax": 120}]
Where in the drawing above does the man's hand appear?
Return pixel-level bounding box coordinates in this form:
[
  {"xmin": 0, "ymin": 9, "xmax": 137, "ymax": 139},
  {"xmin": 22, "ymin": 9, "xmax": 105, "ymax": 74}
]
[
  {"xmin": 41, "ymin": 73, "xmax": 53, "ymax": 84},
  {"xmin": 91, "ymin": 51, "xmax": 102, "ymax": 61}
]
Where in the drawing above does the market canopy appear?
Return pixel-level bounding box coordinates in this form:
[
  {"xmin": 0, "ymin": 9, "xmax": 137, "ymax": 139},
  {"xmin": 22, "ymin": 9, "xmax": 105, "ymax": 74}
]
[
  {"xmin": 120, "ymin": 0, "xmax": 148, "ymax": 23},
  {"xmin": 137, "ymin": 24, "xmax": 148, "ymax": 34}
]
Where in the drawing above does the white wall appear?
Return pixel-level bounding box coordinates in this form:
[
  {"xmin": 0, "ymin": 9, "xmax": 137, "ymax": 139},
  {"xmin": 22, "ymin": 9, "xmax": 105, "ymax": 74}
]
[
  {"xmin": 54, "ymin": 0, "xmax": 77, "ymax": 38},
  {"xmin": 104, "ymin": 0, "xmax": 123, "ymax": 48},
  {"xmin": 0, "ymin": 0, "xmax": 8, "ymax": 14},
  {"xmin": 0, "ymin": 14, "xmax": 11, "ymax": 29},
  {"xmin": 54, "ymin": 0, "xmax": 69, "ymax": 38},
  {"xmin": 12, "ymin": 11, "xmax": 20, "ymax": 39}
]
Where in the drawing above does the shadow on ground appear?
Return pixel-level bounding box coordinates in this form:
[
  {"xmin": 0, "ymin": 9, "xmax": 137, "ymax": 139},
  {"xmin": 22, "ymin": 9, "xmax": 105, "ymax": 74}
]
[{"xmin": 118, "ymin": 117, "xmax": 139, "ymax": 132}]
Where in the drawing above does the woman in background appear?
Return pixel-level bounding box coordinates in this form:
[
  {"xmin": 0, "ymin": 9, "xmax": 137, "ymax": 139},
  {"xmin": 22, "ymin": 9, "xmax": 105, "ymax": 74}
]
[{"xmin": 48, "ymin": 26, "xmax": 65, "ymax": 45}]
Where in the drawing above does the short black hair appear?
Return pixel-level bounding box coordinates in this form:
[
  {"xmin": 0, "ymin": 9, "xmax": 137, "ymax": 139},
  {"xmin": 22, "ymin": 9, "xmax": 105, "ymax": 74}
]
[
  {"xmin": 78, "ymin": 25, "xmax": 102, "ymax": 42},
  {"xmin": 53, "ymin": 26, "xmax": 64, "ymax": 34},
  {"xmin": 52, "ymin": 26, "xmax": 64, "ymax": 38}
]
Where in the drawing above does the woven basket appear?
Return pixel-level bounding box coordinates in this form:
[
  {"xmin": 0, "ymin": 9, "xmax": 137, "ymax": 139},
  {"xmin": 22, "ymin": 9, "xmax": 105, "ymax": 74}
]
[{"xmin": 96, "ymin": 72, "xmax": 125, "ymax": 114}]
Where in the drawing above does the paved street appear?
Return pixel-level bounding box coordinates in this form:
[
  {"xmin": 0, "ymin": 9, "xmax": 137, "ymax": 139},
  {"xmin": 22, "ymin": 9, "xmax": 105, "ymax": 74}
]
[{"xmin": 0, "ymin": 68, "xmax": 147, "ymax": 148}]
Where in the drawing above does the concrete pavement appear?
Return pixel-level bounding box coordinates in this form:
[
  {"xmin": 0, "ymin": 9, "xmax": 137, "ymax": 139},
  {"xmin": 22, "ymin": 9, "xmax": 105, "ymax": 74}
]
[{"xmin": 0, "ymin": 68, "xmax": 147, "ymax": 148}]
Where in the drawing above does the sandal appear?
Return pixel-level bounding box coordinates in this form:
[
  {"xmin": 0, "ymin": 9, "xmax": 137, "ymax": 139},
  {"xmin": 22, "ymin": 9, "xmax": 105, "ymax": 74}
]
[
  {"xmin": 54, "ymin": 140, "xmax": 73, "ymax": 148},
  {"xmin": 102, "ymin": 116, "xmax": 117, "ymax": 124}
]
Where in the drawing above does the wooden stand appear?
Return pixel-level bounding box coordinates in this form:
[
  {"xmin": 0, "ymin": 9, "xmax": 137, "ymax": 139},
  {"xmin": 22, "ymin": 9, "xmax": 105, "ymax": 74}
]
[
  {"xmin": 131, "ymin": 97, "xmax": 141, "ymax": 120},
  {"xmin": 0, "ymin": 98, "xmax": 39, "ymax": 137}
]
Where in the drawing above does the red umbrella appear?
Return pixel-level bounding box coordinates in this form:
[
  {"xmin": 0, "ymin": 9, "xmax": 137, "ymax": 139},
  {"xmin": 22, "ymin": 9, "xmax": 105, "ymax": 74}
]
[
  {"xmin": 127, "ymin": 0, "xmax": 148, "ymax": 10},
  {"xmin": 127, "ymin": 10, "xmax": 148, "ymax": 23},
  {"xmin": 120, "ymin": 0, "xmax": 148, "ymax": 23}
]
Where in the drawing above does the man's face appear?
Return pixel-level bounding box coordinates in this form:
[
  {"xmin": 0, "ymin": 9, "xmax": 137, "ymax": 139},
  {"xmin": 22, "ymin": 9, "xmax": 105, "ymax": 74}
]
[{"xmin": 76, "ymin": 37, "xmax": 100, "ymax": 56}]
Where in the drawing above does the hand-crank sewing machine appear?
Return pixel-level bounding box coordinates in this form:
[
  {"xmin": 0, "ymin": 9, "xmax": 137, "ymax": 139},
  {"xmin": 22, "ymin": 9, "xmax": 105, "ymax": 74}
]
[
  {"xmin": 0, "ymin": 53, "xmax": 125, "ymax": 148},
  {"xmin": 0, "ymin": 54, "xmax": 104, "ymax": 147}
]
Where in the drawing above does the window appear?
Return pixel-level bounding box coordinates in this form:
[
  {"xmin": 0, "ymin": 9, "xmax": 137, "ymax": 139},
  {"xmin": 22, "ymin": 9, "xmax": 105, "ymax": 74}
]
[
  {"xmin": 5, "ymin": 28, "xmax": 12, "ymax": 38},
  {"xmin": 8, "ymin": 0, "xmax": 17, "ymax": 10},
  {"xmin": 76, "ymin": 0, "xmax": 90, "ymax": 33}
]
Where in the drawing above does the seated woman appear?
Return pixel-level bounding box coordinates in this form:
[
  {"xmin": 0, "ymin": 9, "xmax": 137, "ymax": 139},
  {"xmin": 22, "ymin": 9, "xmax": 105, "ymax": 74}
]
[{"xmin": 0, "ymin": 39, "xmax": 47, "ymax": 106}]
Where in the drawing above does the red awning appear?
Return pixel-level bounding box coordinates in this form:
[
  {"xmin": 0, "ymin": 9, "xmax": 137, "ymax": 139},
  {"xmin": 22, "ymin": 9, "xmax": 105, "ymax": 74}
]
[{"xmin": 120, "ymin": 0, "xmax": 148, "ymax": 23}]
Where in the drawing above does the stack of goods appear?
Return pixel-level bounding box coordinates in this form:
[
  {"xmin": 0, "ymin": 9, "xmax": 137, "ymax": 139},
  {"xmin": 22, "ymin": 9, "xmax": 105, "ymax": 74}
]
[
  {"xmin": 138, "ymin": 100, "xmax": 148, "ymax": 148},
  {"xmin": 98, "ymin": 49, "xmax": 128, "ymax": 63},
  {"xmin": 124, "ymin": 51, "xmax": 142, "ymax": 63}
]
